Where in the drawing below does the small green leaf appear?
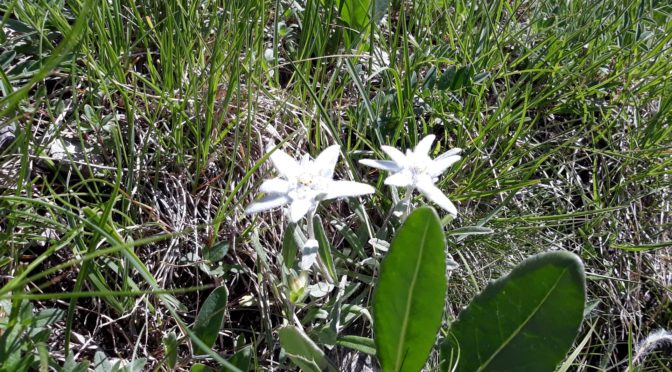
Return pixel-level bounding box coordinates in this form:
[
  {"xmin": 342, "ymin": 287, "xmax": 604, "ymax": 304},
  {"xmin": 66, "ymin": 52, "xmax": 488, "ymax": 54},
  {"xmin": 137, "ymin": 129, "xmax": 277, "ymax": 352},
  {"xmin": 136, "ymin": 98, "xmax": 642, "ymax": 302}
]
[
  {"xmin": 278, "ymin": 326, "xmax": 337, "ymax": 372},
  {"xmin": 93, "ymin": 351, "xmax": 112, "ymax": 372},
  {"xmin": 63, "ymin": 354, "xmax": 89, "ymax": 372},
  {"xmin": 126, "ymin": 358, "xmax": 147, "ymax": 372},
  {"xmin": 446, "ymin": 226, "xmax": 494, "ymax": 237},
  {"xmin": 192, "ymin": 286, "xmax": 228, "ymax": 355},
  {"xmin": 441, "ymin": 251, "xmax": 586, "ymax": 372},
  {"xmin": 373, "ymin": 207, "xmax": 447, "ymax": 372},
  {"xmin": 32, "ymin": 308, "xmax": 65, "ymax": 328},
  {"xmin": 204, "ymin": 240, "xmax": 230, "ymax": 262},
  {"xmin": 190, "ymin": 364, "xmax": 215, "ymax": 372},
  {"xmin": 5, "ymin": 19, "xmax": 34, "ymax": 33},
  {"xmin": 163, "ymin": 331, "xmax": 178, "ymax": 370},
  {"xmin": 226, "ymin": 345, "xmax": 252, "ymax": 371},
  {"xmin": 337, "ymin": 335, "xmax": 377, "ymax": 355},
  {"xmin": 313, "ymin": 214, "xmax": 337, "ymax": 282},
  {"xmin": 437, "ymin": 65, "xmax": 474, "ymax": 91},
  {"xmin": 37, "ymin": 341, "xmax": 48, "ymax": 372},
  {"xmin": 282, "ymin": 223, "xmax": 299, "ymax": 268}
]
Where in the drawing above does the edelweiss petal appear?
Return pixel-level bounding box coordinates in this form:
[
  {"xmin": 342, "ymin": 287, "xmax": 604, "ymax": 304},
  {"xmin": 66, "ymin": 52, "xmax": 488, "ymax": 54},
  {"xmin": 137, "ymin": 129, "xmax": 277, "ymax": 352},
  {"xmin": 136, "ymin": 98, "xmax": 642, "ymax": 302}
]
[
  {"xmin": 384, "ymin": 172, "xmax": 413, "ymax": 187},
  {"xmin": 269, "ymin": 147, "xmax": 300, "ymax": 179},
  {"xmin": 325, "ymin": 181, "xmax": 375, "ymax": 199},
  {"xmin": 416, "ymin": 179, "xmax": 458, "ymax": 216},
  {"xmin": 358, "ymin": 159, "xmax": 401, "ymax": 172},
  {"xmin": 414, "ymin": 134, "xmax": 436, "ymax": 155},
  {"xmin": 429, "ymin": 151, "xmax": 461, "ymax": 177},
  {"xmin": 289, "ymin": 199, "xmax": 314, "ymax": 222},
  {"xmin": 359, "ymin": 135, "xmax": 462, "ymax": 216},
  {"xmin": 246, "ymin": 143, "xmax": 375, "ymax": 221},
  {"xmin": 259, "ymin": 178, "xmax": 290, "ymax": 194},
  {"xmin": 380, "ymin": 146, "xmax": 408, "ymax": 166},
  {"xmin": 313, "ymin": 145, "xmax": 341, "ymax": 179},
  {"xmin": 245, "ymin": 194, "xmax": 291, "ymax": 214}
]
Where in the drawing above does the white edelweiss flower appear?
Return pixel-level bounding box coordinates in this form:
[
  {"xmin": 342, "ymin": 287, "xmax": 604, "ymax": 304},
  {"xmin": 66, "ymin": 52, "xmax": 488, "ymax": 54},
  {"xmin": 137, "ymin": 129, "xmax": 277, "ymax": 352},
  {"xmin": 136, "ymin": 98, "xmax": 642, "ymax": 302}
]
[
  {"xmin": 246, "ymin": 144, "xmax": 375, "ymax": 222},
  {"xmin": 359, "ymin": 134, "xmax": 462, "ymax": 215}
]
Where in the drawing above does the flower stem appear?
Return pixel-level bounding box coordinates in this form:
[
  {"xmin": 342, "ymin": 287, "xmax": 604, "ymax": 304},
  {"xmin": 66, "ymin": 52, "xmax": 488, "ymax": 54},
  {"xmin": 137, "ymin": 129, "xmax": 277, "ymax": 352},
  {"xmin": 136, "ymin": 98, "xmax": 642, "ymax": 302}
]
[
  {"xmin": 401, "ymin": 185, "xmax": 414, "ymax": 221},
  {"xmin": 307, "ymin": 209, "xmax": 316, "ymax": 240}
]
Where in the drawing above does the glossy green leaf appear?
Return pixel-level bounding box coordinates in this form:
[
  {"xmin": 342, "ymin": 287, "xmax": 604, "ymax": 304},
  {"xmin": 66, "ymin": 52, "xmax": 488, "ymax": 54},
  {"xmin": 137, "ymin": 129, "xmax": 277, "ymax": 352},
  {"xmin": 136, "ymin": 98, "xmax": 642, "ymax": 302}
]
[
  {"xmin": 313, "ymin": 214, "xmax": 337, "ymax": 282},
  {"xmin": 192, "ymin": 286, "xmax": 228, "ymax": 355},
  {"xmin": 278, "ymin": 326, "xmax": 337, "ymax": 372},
  {"xmin": 373, "ymin": 207, "xmax": 447, "ymax": 372},
  {"xmin": 441, "ymin": 251, "xmax": 586, "ymax": 372}
]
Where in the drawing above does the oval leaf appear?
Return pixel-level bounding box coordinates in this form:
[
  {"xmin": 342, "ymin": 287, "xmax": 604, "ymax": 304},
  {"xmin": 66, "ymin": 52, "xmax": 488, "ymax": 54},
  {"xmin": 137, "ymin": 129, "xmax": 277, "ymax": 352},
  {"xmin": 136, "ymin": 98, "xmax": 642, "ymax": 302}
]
[
  {"xmin": 373, "ymin": 207, "xmax": 447, "ymax": 372},
  {"xmin": 192, "ymin": 286, "xmax": 228, "ymax": 355},
  {"xmin": 441, "ymin": 251, "xmax": 586, "ymax": 371},
  {"xmin": 278, "ymin": 326, "xmax": 337, "ymax": 372},
  {"xmin": 204, "ymin": 240, "xmax": 230, "ymax": 262}
]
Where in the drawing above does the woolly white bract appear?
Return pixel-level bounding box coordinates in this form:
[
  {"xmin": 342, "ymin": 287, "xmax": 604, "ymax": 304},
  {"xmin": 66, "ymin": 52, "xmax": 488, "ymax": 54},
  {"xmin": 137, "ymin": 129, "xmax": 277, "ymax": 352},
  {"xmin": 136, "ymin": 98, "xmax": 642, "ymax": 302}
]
[
  {"xmin": 360, "ymin": 135, "xmax": 461, "ymax": 215},
  {"xmin": 246, "ymin": 144, "xmax": 375, "ymax": 222}
]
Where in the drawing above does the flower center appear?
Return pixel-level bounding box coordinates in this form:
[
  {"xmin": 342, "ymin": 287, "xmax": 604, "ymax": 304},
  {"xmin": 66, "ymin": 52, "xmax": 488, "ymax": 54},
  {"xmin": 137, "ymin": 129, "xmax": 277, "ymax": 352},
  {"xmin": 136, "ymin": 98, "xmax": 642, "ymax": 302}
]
[
  {"xmin": 408, "ymin": 162, "xmax": 428, "ymax": 175},
  {"xmin": 405, "ymin": 152, "xmax": 431, "ymax": 181},
  {"xmin": 289, "ymin": 171, "xmax": 326, "ymax": 200}
]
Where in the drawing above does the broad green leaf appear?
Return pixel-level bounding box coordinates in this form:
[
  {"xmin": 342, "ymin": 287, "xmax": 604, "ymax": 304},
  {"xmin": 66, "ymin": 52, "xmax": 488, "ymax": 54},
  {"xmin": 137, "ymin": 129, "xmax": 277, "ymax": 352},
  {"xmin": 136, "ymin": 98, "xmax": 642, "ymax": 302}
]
[
  {"xmin": 441, "ymin": 251, "xmax": 586, "ymax": 372},
  {"xmin": 192, "ymin": 286, "xmax": 228, "ymax": 355},
  {"xmin": 313, "ymin": 214, "xmax": 337, "ymax": 282},
  {"xmin": 278, "ymin": 326, "xmax": 337, "ymax": 372},
  {"xmin": 373, "ymin": 207, "xmax": 447, "ymax": 372},
  {"xmin": 337, "ymin": 0, "xmax": 388, "ymax": 32},
  {"xmin": 338, "ymin": 0, "xmax": 370, "ymax": 32}
]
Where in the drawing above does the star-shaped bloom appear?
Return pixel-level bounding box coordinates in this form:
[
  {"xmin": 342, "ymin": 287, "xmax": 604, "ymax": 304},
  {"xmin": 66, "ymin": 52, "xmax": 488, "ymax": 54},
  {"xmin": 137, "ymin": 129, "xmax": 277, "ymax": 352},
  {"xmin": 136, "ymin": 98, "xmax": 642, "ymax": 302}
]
[
  {"xmin": 359, "ymin": 135, "xmax": 461, "ymax": 215},
  {"xmin": 246, "ymin": 144, "xmax": 375, "ymax": 222}
]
